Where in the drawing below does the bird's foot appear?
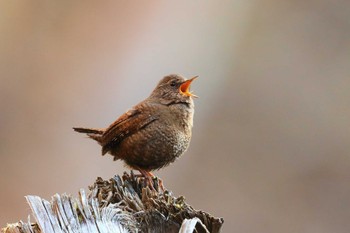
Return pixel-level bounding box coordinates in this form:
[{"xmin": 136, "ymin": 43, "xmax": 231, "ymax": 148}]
[{"xmin": 134, "ymin": 170, "xmax": 165, "ymax": 192}]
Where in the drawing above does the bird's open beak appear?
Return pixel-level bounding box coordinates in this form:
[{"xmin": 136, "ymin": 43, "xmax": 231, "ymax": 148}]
[{"xmin": 179, "ymin": 76, "xmax": 198, "ymax": 98}]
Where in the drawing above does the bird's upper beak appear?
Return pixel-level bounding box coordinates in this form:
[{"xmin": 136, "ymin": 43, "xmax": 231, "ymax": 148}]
[{"xmin": 179, "ymin": 76, "xmax": 198, "ymax": 98}]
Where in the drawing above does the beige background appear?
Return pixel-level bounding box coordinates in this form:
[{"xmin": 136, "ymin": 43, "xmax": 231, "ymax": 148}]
[{"xmin": 1, "ymin": 1, "xmax": 350, "ymax": 232}]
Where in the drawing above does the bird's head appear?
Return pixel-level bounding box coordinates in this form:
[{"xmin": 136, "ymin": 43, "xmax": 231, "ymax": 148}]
[{"xmin": 149, "ymin": 74, "xmax": 198, "ymax": 105}]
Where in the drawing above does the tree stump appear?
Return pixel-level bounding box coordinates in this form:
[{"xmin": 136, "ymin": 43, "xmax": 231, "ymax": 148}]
[{"xmin": 2, "ymin": 171, "xmax": 224, "ymax": 233}]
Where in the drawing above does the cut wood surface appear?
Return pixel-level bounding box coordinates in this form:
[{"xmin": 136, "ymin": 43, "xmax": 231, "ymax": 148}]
[{"xmin": 2, "ymin": 172, "xmax": 224, "ymax": 233}]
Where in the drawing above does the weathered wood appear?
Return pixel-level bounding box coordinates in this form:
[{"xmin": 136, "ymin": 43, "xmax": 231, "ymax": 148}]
[
  {"xmin": 179, "ymin": 218, "xmax": 209, "ymax": 233},
  {"xmin": 2, "ymin": 172, "xmax": 224, "ymax": 233}
]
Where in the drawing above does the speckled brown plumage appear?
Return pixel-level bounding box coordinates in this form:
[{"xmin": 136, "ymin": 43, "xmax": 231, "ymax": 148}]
[{"xmin": 74, "ymin": 74, "xmax": 197, "ymax": 189}]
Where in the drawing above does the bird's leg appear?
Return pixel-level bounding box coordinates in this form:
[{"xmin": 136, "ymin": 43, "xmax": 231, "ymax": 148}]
[
  {"xmin": 144, "ymin": 171, "xmax": 165, "ymax": 192},
  {"xmin": 136, "ymin": 169, "xmax": 165, "ymax": 192},
  {"xmin": 137, "ymin": 169, "xmax": 156, "ymax": 191},
  {"xmin": 158, "ymin": 178, "xmax": 165, "ymax": 191}
]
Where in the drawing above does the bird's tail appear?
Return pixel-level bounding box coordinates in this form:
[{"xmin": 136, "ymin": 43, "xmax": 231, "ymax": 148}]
[
  {"xmin": 73, "ymin": 127, "xmax": 104, "ymax": 143},
  {"xmin": 73, "ymin": 127, "xmax": 104, "ymax": 134}
]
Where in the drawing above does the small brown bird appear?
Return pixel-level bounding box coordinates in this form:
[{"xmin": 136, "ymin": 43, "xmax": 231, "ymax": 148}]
[{"xmin": 73, "ymin": 74, "xmax": 197, "ymax": 189}]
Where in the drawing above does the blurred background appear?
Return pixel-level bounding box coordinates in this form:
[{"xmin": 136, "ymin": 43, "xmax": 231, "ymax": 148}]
[{"xmin": 1, "ymin": 1, "xmax": 350, "ymax": 232}]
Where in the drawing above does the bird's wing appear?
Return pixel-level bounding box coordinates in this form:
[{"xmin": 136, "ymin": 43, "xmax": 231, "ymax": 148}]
[{"xmin": 100, "ymin": 106, "xmax": 158, "ymax": 155}]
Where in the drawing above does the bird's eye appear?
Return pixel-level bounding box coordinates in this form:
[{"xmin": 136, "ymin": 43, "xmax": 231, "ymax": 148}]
[{"xmin": 170, "ymin": 81, "xmax": 176, "ymax": 87}]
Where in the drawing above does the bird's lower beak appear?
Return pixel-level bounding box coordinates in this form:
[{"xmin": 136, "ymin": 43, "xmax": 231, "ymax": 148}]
[{"xmin": 179, "ymin": 76, "xmax": 198, "ymax": 98}]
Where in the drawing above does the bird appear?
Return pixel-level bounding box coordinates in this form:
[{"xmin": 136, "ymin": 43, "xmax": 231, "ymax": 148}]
[{"xmin": 73, "ymin": 74, "xmax": 197, "ymax": 190}]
